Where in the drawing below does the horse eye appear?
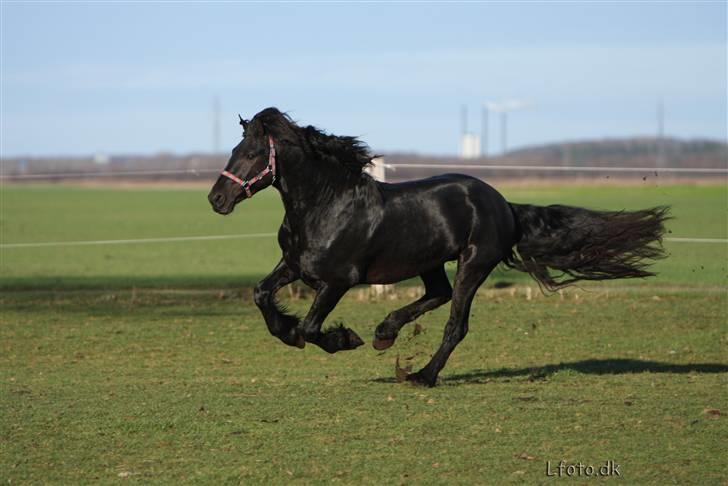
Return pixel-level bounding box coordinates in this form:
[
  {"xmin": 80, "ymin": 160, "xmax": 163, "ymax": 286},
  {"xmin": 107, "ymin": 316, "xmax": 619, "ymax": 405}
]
[{"xmin": 247, "ymin": 153, "xmax": 255, "ymax": 160}]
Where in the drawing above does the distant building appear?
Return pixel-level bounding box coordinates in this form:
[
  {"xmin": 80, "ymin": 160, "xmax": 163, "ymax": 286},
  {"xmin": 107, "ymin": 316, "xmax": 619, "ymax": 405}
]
[
  {"xmin": 94, "ymin": 153, "xmax": 110, "ymax": 165},
  {"xmin": 460, "ymin": 133, "xmax": 481, "ymax": 159}
]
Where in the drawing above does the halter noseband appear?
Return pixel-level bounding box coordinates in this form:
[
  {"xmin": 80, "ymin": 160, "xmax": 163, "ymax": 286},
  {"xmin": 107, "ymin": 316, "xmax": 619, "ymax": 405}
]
[{"xmin": 220, "ymin": 135, "xmax": 277, "ymax": 198}]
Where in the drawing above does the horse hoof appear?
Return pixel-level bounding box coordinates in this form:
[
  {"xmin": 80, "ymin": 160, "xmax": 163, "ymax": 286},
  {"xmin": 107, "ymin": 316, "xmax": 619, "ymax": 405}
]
[
  {"xmin": 316, "ymin": 327, "xmax": 364, "ymax": 353},
  {"xmin": 405, "ymin": 371, "xmax": 437, "ymax": 387},
  {"xmin": 294, "ymin": 332, "xmax": 306, "ymax": 349},
  {"xmin": 280, "ymin": 329, "xmax": 305, "ymax": 349},
  {"xmin": 372, "ymin": 336, "xmax": 395, "ymax": 350},
  {"xmin": 344, "ymin": 328, "xmax": 365, "ymax": 349}
]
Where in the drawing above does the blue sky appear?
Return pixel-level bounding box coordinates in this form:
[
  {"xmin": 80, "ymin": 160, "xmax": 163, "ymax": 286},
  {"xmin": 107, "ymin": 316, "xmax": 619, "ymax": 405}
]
[{"xmin": 1, "ymin": 1, "xmax": 726, "ymax": 157}]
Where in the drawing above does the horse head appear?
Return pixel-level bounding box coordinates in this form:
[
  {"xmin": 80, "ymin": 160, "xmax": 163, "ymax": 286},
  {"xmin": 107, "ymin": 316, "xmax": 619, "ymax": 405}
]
[{"xmin": 207, "ymin": 113, "xmax": 278, "ymax": 215}]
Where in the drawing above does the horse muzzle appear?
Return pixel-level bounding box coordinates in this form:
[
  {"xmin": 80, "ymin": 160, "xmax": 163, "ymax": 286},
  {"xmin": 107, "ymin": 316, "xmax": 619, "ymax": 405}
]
[{"xmin": 208, "ymin": 188, "xmax": 240, "ymax": 215}]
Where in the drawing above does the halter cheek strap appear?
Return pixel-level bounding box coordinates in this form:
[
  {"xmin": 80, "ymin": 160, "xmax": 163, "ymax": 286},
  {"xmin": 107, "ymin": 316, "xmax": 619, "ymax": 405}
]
[{"xmin": 220, "ymin": 136, "xmax": 277, "ymax": 198}]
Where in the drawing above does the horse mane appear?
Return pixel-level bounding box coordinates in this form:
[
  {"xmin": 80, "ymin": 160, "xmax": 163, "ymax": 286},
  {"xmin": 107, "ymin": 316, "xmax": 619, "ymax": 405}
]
[{"xmin": 252, "ymin": 107, "xmax": 374, "ymax": 175}]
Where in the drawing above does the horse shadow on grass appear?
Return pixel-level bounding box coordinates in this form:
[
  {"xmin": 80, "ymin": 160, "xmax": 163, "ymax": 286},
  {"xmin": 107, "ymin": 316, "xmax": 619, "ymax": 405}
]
[{"xmin": 371, "ymin": 359, "xmax": 728, "ymax": 385}]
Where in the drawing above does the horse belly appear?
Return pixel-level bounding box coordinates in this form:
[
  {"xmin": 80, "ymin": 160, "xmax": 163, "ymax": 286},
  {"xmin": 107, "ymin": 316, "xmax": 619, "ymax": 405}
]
[
  {"xmin": 364, "ymin": 237, "xmax": 457, "ymax": 284},
  {"xmin": 365, "ymin": 258, "xmax": 425, "ymax": 284}
]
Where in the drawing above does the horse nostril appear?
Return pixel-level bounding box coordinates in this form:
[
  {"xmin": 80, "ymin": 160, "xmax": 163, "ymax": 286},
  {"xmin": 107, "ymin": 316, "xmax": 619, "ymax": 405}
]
[{"xmin": 209, "ymin": 192, "xmax": 226, "ymax": 208}]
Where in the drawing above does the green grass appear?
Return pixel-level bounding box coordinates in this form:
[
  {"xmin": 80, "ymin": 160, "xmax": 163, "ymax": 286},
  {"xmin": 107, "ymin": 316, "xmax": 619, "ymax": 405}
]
[
  {"xmin": 0, "ymin": 183, "xmax": 726, "ymax": 289},
  {"xmin": 1, "ymin": 182, "xmax": 726, "ymax": 483},
  {"xmin": 0, "ymin": 185, "xmax": 284, "ymax": 289},
  {"xmin": 1, "ymin": 288, "xmax": 726, "ymax": 484}
]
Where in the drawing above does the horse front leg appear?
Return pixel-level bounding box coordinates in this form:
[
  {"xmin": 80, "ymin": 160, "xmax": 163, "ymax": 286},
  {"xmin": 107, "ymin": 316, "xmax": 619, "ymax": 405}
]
[
  {"xmin": 254, "ymin": 259, "xmax": 305, "ymax": 348},
  {"xmin": 300, "ymin": 284, "xmax": 364, "ymax": 354}
]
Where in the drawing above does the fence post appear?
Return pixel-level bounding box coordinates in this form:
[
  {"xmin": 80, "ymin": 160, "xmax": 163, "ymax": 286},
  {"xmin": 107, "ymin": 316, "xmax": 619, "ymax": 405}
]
[{"xmin": 365, "ymin": 158, "xmax": 393, "ymax": 298}]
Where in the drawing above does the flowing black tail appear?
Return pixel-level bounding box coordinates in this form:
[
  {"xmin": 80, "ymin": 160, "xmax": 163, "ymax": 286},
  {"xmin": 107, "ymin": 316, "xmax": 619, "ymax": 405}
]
[{"xmin": 506, "ymin": 203, "xmax": 671, "ymax": 290}]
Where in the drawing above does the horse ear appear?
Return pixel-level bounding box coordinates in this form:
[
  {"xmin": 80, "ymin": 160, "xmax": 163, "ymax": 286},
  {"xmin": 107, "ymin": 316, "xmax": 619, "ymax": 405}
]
[{"xmin": 238, "ymin": 115, "xmax": 249, "ymax": 130}]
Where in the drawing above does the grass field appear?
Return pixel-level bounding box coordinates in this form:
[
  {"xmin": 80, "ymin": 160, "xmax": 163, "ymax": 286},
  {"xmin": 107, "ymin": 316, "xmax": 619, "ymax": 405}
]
[
  {"xmin": 1, "ymin": 182, "xmax": 726, "ymax": 484},
  {"xmin": 0, "ymin": 183, "xmax": 726, "ymax": 290}
]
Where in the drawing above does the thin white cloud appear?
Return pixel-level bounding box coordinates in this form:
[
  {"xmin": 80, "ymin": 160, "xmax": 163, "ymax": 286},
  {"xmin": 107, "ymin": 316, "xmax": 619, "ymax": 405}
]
[
  {"xmin": 4, "ymin": 43, "xmax": 725, "ymax": 99},
  {"xmin": 2, "ymin": 43, "xmax": 725, "ymax": 155}
]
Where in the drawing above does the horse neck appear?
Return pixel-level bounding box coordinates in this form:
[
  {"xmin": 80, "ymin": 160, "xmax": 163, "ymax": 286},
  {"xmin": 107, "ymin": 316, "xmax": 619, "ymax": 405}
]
[{"xmin": 275, "ymin": 150, "xmax": 368, "ymax": 218}]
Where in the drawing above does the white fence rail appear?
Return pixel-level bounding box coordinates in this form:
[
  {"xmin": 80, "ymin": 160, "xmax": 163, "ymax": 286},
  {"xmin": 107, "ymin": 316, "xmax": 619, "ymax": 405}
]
[
  {"xmin": 1, "ymin": 164, "xmax": 727, "ymax": 181},
  {"xmin": 1, "ymin": 162, "xmax": 724, "ymax": 251},
  {"xmin": 1, "ymin": 234, "xmax": 725, "ymax": 250}
]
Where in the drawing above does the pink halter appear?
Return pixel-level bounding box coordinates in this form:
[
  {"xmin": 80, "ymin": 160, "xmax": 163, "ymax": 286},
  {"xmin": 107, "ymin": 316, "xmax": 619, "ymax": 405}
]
[{"xmin": 220, "ymin": 136, "xmax": 277, "ymax": 198}]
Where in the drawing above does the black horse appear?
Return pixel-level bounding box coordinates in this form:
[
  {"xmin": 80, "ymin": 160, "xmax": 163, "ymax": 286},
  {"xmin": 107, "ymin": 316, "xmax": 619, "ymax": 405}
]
[{"xmin": 208, "ymin": 108, "xmax": 669, "ymax": 387}]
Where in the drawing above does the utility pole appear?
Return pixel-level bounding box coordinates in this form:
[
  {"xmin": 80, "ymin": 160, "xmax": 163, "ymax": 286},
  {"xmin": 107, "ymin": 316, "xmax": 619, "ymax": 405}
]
[
  {"xmin": 657, "ymin": 98, "xmax": 665, "ymax": 168},
  {"xmin": 481, "ymin": 105, "xmax": 488, "ymax": 157}
]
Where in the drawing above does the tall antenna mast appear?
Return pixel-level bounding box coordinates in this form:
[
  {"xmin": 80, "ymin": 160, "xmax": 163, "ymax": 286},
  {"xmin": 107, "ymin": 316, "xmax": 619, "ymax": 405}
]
[
  {"xmin": 500, "ymin": 111, "xmax": 508, "ymax": 155},
  {"xmin": 460, "ymin": 104, "xmax": 468, "ymax": 136},
  {"xmin": 213, "ymin": 95, "xmax": 221, "ymax": 154},
  {"xmin": 486, "ymin": 99, "xmax": 527, "ymax": 156}
]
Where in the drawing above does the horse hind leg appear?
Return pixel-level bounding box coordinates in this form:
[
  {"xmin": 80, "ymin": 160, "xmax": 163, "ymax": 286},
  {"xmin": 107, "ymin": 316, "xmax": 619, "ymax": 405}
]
[
  {"xmin": 372, "ymin": 266, "xmax": 452, "ymax": 350},
  {"xmin": 407, "ymin": 250, "xmax": 501, "ymax": 387}
]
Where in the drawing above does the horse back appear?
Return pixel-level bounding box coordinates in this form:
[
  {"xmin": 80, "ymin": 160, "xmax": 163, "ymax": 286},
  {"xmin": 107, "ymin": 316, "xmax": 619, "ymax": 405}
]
[{"xmin": 363, "ymin": 174, "xmax": 516, "ymax": 283}]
